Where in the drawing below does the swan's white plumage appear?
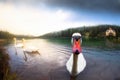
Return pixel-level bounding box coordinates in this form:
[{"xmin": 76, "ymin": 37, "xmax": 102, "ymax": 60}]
[
  {"xmin": 14, "ymin": 38, "xmax": 24, "ymax": 48},
  {"xmin": 72, "ymin": 33, "xmax": 81, "ymax": 36},
  {"xmin": 66, "ymin": 53, "xmax": 86, "ymax": 75}
]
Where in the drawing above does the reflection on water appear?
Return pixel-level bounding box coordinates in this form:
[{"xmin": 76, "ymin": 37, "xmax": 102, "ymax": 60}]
[
  {"xmin": 14, "ymin": 47, "xmax": 18, "ymax": 55},
  {"xmin": 23, "ymin": 52, "xmax": 27, "ymax": 61},
  {"xmin": 6, "ymin": 39, "xmax": 120, "ymax": 80}
]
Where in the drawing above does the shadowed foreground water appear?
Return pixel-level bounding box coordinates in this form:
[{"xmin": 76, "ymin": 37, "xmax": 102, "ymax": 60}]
[{"xmin": 6, "ymin": 39, "xmax": 120, "ymax": 80}]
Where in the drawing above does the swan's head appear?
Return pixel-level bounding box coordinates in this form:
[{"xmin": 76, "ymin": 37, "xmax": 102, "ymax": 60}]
[
  {"xmin": 72, "ymin": 33, "xmax": 82, "ymax": 54},
  {"xmin": 22, "ymin": 38, "xmax": 25, "ymax": 43}
]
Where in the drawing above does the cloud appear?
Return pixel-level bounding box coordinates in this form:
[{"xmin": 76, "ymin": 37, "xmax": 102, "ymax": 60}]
[
  {"xmin": 2, "ymin": 0, "xmax": 120, "ymax": 14},
  {"xmin": 45, "ymin": 0, "xmax": 120, "ymax": 13},
  {"xmin": 0, "ymin": 3, "xmax": 74, "ymax": 36}
]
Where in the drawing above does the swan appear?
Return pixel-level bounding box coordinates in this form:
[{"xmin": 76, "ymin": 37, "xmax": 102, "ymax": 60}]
[
  {"xmin": 13, "ymin": 37, "xmax": 24, "ymax": 48},
  {"xmin": 22, "ymin": 39, "xmax": 39, "ymax": 53},
  {"xmin": 66, "ymin": 33, "xmax": 86, "ymax": 77},
  {"xmin": 13, "ymin": 37, "xmax": 24, "ymax": 54},
  {"xmin": 23, "ymin": 46, "xmax": 39, "ymax": 53}
]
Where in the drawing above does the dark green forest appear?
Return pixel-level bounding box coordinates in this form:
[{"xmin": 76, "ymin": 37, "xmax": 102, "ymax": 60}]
[{"xmin": 40, "ymin": 25, "xmax": 120, "ymax": 39}]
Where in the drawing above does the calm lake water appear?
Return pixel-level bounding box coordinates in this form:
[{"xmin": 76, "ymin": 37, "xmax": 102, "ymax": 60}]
[{"xmin": 6, "ymin": 39, "xmax": 120, "ymax": 80}]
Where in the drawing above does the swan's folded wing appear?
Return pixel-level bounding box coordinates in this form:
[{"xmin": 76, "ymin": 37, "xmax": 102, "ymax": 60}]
[
  {"xmin": 66, "ymin": 54, "xmax": 73, "ymax": 74},
  {"xmin": 77, "ymin": 53, "xmax": 86, "ymax": 74}
]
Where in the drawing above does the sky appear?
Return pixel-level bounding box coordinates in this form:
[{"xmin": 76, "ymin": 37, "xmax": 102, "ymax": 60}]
[{"xmin": 0, "ymin": 0, "xmax": 120, "ymax": 36}]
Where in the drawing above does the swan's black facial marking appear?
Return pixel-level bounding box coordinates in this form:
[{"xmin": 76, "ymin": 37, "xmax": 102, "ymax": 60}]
[
  {"xmin": 72, "ymin": 36, "xmax": 82, "ymax": 40},
  {"xmin": 72, "ymin": 36, "xmax": 82, "ymax": 43},
  {"xmin": 76, "ymin": 39, "xmax": 78, "ymax": 41}
]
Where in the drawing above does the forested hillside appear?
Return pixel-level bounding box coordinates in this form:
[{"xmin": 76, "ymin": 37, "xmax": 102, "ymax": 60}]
[
  {"xmin": 0, "ymin": 31, "xmax": 14, "ymax": 39},
  {"xmin": 41, "ymin": 25, "xmax": 120, "ymax": 38}
]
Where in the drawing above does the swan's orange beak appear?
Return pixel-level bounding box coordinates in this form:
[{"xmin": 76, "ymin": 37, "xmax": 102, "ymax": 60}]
[{"xmin": 72, "ymin": 39, "xmax": 82, "ymax": 54}]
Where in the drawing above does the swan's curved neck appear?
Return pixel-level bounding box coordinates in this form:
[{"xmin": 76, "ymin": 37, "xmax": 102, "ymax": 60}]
[
  {"xmin": 22, "ymin": 39, "xmax": 25, "ymax": 48},
  {"xmin": 72, "ymin": 53, "xmax": 78, "ymax": 76},
  {"xmin": 14, "ymin": 39, "xmax": 16, "ymax": 45}
]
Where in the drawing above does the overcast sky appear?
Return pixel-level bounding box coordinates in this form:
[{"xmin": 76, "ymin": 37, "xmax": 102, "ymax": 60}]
[{"xmin": 0, "ymin": 0, "xmax": 120, "ymax": 36}]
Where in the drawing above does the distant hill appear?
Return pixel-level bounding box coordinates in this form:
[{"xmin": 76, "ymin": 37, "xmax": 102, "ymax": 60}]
[
  {"xmin": 0, "ymin": 31, "xmax": 14, "ymax": 39},
  {"xmin": 40, "ymin": 24, "xmax": 120, "ymax": 38},
  {"xmin": 0, "ymin": 31, "xmax": 35, "ymax": 39}
]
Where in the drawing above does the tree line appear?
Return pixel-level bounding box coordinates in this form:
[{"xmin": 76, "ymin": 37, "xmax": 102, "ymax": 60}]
[
  {"xmin": 0, "ymin": 31, "xmax": 34, "ymax": 39},
  {"xmin": 1, "ymin": 24, "xmax": 120, "ymax": 39},
  {"xmin": 40, "ymin": 25, "xmax": 120, "ymax": 39},
  {"xmin": 0, "ymin": 31, "xmax": 14, "ymax": 39}
]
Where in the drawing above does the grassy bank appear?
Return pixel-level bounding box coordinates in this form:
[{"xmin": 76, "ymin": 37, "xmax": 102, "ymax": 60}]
[
  {"xmin": 0, "ymin": 39, "xmax": 12, "ymax": 46},
  {"xmin": 0, "ymin": 40, "xmax": 17, "ymax": 80}
]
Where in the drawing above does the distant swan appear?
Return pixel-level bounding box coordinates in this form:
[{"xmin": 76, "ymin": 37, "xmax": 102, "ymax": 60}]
[
  {"xmin": 22, "ymin": 39, "xmax": 39, "ymax": 53},
  {"xmin": 23, "ymin": 46, "xmax": 39, "ymax": 53},
  {"xmin": 13, "ymin": 37, "xmax": 24, "ymax": 48},
  {"xmin": 13, "ymin": 37, "xmax": 24, "ymax": 54},
  {"xmin": 66, "ymin": 33, "xmax": 86, "ymax": 77}
]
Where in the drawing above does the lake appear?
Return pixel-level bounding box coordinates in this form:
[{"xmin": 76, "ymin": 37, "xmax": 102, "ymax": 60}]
[{"xmin": 6, "ymin": 39, "xmax": 120, "ymax": 80}]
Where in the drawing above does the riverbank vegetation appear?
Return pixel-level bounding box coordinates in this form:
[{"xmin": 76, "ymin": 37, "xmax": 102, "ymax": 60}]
[
  {"xmin": 40, "ymin": 25, "xmax": 120, "ymax": 38},
  {"xmin": 0, "ymin": 31, "xmax": 17, "ymax": 80},
  {"xmin": 0, "ymin": 47, "xmax": 17, "ymax": 80}
]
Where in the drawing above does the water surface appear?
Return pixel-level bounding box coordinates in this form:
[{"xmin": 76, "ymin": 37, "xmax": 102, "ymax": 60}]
[{"xmin": 6, "ymin": 39, "xmax": 120, "ymax": 80}]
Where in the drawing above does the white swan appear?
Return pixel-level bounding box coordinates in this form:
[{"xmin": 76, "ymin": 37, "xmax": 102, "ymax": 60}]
[
  {"xmin": 66, "ymin": 33, "xmax": 86, "ymax": 77},
  {"xmin": 13, "ymin": 37, "xmax": 24, "ymax": 54},
  {"xmin": 22, "ymin": 39, "xmax": 39, "ymax": 53},
  {"xmin": 23, "ymin": 46, "xmax": 39, "ymax": 53},
  {"xmin": 13, "ymin": 37, "xmax": 24, "ymax": 48}
]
